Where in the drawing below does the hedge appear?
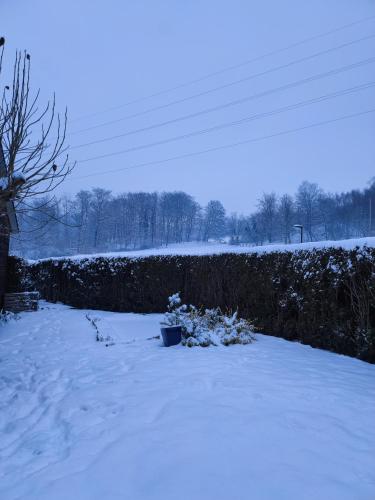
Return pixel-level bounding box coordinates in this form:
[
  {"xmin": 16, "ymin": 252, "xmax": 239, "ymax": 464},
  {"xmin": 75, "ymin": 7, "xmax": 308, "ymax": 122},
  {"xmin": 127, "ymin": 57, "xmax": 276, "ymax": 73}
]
[{"xmin": 7, "ymin": 246, "xmax": 375, "ymax": 362}]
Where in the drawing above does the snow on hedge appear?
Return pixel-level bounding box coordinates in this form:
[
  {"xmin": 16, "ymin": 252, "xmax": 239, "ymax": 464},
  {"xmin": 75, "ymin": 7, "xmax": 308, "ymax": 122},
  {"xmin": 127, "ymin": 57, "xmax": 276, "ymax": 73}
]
[{"xmin": 31, "ymin": 236, "xmax": 375, "ymax": 263}]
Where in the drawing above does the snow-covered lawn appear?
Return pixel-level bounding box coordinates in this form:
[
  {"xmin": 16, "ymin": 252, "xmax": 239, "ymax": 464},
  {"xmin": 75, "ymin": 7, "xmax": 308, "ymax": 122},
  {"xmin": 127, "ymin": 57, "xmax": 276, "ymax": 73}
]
[{"xmin": 1, "ymin": 304, "xmax": 374, "ymax": 500}]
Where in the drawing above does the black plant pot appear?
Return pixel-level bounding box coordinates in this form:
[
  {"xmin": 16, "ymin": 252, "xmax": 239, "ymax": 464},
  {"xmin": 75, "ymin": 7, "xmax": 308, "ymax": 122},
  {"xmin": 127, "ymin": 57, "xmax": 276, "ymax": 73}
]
[{"xmin": 160, "ymin": 326, "xmax": 182, "ymax": 347}]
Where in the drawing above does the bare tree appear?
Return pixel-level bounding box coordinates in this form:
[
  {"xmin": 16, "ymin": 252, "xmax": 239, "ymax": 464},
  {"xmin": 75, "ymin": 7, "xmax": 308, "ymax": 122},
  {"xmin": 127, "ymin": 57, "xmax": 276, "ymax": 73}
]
[
  {"xmin": 278, "ymin": 194, "xmax": 294, "ymax": 244},
  {"xmin": 296, "ymin": 181, "xmax": 322, "ymax": 241},
  {"xmin": 73, "ymin": 190, "xmax": 93, "ymax": 253},
  {"xmin": 203, "ymin": 200, "xmax": 226, "ymax": 241},
  {"xmin": 228, "ymin": 213, "xmax": 240, "ymax": 245},
  {"xmin": 0, "ymin": 40, "xmax": 73, "ymax": 304},
  {"xmin": 91, "ymin": 188, "xmax": 112, "ymax": 249},
  {"xmin": 258, "ymin": 193, "xmax": 278, "ymax": 243},
  {"xmin": 0, "ymin": 41, "xmax": 72, "ymax": 220}
]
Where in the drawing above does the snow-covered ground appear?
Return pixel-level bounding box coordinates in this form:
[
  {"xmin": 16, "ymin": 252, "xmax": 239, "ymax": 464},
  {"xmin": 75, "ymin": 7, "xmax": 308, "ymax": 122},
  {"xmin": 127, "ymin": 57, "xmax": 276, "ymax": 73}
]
[
  {"xmin": 1, "ymin": 303, "xmax": 374, "ymax": 500},
  {"xmin": 33, "ymin": 237, "xmax": 375, "ymax": 262}
]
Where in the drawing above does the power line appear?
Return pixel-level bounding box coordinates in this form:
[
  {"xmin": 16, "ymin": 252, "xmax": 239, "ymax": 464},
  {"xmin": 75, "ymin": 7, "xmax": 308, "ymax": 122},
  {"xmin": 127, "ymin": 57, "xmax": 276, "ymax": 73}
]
[
  {"xmin": 69, "ymin": 32, "xmax": 375, "ymax": 136},
  {"xmin": 72, "ymin": 80, "xmax": 375, "ymax": 162},
  {"xmin": 69, "ymin": 108, "xmax": 375, "ymax": 180},
  {"xmin": 69, "ymin": 14, "xmax": 375, "ymax": 124},
  {"xmin": 70, "ymin": 57, "xmax": 375, "ymax": 150}
]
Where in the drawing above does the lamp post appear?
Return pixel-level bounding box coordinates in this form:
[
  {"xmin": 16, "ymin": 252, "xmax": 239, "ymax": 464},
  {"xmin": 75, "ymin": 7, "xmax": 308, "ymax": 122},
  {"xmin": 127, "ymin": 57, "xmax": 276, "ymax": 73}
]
[{"xmin": 293, "ymin": 224, "xmax": 303, "ymax": 243}]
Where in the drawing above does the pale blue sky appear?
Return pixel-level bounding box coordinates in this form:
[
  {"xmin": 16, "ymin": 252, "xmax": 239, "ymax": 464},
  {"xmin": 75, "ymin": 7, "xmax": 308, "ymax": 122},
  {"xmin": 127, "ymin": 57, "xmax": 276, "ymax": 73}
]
[{"xmin": 1, "ymin": 0, "xmax": 375, "ymax": 211}]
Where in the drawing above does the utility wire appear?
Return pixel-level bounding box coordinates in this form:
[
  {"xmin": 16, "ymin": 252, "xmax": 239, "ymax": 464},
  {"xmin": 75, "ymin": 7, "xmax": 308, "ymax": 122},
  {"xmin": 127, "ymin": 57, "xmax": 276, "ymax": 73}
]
[
  {"xmin": 70, "ymin": 58, "xmax": 375, "ymax": 150},
  {"xmin": 68, "ymin": 108, "xmax": 375, "ymax": 180},
  {"xmin": 69, "ymin": 32, "xmax": 375, "ymax": 136},
  {"xmin": 69, "ymin": 14, "xmax": 375, "ymax": 123},
  {"xmin": 72, "ymin": 80, "xmax": 375, "ymax": 162}
]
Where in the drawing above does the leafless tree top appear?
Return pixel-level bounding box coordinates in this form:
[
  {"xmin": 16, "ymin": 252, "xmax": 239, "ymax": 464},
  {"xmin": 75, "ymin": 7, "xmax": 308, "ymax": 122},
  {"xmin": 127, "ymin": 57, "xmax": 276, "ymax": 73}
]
[{"xmin": 0, "ymin": 39, "xmax": 73, "ymax": 206}]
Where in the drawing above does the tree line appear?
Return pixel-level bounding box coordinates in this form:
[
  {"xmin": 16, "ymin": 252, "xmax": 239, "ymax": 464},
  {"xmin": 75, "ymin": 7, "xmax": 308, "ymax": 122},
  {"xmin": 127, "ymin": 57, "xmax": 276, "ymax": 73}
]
[{"xmin": 11, "ymin": 179, "xmax": 375, "ymax": 259}]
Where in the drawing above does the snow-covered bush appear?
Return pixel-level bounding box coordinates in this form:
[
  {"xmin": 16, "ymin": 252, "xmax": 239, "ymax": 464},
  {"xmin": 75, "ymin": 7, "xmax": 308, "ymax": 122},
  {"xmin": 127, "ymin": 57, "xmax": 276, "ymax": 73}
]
[
  {"xmin": 161, "ymin": 293, "xmax": 255, "ymax": 347},
  {"xmin": 0, "ymin": 310, "xmax": 19, "ymax": 324}
]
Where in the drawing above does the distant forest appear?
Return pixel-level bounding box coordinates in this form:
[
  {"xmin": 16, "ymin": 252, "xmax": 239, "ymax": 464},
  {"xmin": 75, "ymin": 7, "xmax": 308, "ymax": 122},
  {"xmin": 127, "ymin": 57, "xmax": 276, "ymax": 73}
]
[{"xmin": 11, "ymin": 179, "xmax": 375, "ymax": 259}]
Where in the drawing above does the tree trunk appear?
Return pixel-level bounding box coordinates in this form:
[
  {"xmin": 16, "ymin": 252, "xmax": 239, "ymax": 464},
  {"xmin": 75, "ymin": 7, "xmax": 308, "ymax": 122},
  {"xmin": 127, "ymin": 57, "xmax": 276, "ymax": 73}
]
[{"xmin": 0, "ymin": 202, "xmax": 10, "ymax": 308}]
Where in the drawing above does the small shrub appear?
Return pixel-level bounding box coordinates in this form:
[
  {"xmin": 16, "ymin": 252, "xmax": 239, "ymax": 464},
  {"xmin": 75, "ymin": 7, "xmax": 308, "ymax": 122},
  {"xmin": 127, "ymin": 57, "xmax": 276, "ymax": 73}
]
[
  {"xmin": 162, "ymin": 293, "xmax": 255, "ymax": 347},
  {"xmin": 0, "ymin": 310, "xmax": 19, "ymax": 324},
  {"xmin": 85, "ymin": 314, "xmax": 115, "ymax": 346}
]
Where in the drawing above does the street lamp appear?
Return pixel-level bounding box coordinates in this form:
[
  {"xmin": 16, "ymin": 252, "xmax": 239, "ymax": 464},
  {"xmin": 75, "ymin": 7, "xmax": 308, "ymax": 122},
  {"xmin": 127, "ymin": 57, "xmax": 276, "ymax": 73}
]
[{"xmin": 293, "ymin": 224, "xmax": 303, "ymax": 243}]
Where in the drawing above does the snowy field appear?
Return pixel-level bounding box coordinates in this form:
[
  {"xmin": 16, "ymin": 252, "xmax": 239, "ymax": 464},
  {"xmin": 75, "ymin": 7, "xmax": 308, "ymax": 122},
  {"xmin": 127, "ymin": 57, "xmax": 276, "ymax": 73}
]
[
  {"xmin": 1, "ymin": 303, "xmax": 375, "ymax": 500},
  {"xmin": 34, "ymin": 236, "xmax": 375, "ymax": 262}
]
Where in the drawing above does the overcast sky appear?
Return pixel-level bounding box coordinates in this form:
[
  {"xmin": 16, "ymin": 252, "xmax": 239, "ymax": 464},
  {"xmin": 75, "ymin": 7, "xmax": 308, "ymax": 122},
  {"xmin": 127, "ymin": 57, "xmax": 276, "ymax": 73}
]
[{"xmin": 1, "ymin": 0, "xmax": 375, "ymax": 212}]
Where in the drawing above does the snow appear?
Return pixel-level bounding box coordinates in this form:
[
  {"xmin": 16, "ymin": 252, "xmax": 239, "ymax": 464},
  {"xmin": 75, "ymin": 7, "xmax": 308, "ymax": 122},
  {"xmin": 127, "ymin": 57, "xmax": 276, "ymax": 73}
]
[
  {"xmin": 12, "ymin": 173, "xmax": 25, "ymax": 181},
  {"xmin": 1, "ymin": 303, "xmax": 374, "ymax": 500},
  {"xmin": 32, "ymin": 236, "xmax": 375, "ymax": 262}
]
